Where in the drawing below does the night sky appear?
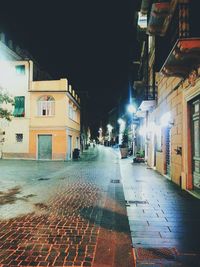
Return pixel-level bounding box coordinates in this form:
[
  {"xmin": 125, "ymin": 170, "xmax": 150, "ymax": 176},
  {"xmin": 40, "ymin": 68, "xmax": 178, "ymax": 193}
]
[{"xmin": 0, "ymin": 0, "xmax": 139, "ymax": 135}]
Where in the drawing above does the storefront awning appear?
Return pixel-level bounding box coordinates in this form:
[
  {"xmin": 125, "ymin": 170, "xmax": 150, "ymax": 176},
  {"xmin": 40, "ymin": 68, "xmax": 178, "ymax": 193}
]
[
  {"xmin": 160, "ymin": 38, "xmax": 200, "ymax": 77},
  {"xmin": 147, "ymin": 2, "xmax": 170, "ymax": 36}
]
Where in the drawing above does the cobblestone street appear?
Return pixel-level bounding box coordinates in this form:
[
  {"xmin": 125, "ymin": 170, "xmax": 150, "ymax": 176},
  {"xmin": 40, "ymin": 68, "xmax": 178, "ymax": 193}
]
[
  {"xmin": 1, "ymin": 146, "xmax": 200, "ymax": 267},
  {"xmin": 0, "ymin": 146, "xmax": 133, "ymax": 267}
]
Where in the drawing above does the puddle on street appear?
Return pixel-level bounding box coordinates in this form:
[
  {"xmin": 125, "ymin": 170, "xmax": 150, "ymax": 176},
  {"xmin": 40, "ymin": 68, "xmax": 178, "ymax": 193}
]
[{"xmin": 0, "ymin": 186, "xmax": 22, "ymax": 205}]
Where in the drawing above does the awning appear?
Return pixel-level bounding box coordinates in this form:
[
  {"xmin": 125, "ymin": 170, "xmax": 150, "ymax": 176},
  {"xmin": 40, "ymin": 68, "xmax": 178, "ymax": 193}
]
[
  {"xmin": 138, "ymin": 100, "xmax": 156, "ymax": 112},
  {"xmin": 160, "ymin": 38, "xmax": 200, "ymax": 77},
  {"xmin": 147, "ymin": 2, "xmax": 170, "ymax": 36},
  {"xmin": 13, "ymin": 96, "xmax": 25, "ymax": 117}
]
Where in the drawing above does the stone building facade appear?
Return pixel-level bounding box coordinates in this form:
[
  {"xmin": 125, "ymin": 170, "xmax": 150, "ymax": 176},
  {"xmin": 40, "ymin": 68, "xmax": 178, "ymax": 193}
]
[{"xmin": 135, "ymin": 0, "xmax": 200, "ymax": 196}]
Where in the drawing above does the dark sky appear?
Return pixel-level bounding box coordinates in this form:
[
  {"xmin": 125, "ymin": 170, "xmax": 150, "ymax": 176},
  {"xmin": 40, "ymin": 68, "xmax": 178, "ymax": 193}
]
[{"xmin": 0, "ymin": 0, "xmax": 138, "ymax": 135}]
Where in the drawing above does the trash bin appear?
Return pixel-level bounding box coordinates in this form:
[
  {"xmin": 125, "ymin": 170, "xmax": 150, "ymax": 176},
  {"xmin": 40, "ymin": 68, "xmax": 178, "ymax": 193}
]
[{"xmin": 73, "ymin": 148, "xmax": 80, "ymax": 159}]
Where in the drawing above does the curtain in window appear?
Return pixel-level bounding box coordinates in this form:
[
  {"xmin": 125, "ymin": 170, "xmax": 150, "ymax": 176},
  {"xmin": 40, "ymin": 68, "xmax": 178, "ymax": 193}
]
[{"xmin": 37, "ymin": 96, "xmax": 55, "ymax": 116}]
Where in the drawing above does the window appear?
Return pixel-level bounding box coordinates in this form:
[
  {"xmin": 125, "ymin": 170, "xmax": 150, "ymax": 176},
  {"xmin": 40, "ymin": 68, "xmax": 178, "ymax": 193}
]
[
  {"xmin": 15, "ymin": 65, "xmax": 25, "ymax": 75},
  {"xmin": 72, "ymin": 109, "xmax": 77, "ymax": 121},
  {"xmin": 138, "ymin": 12, "xmax": 147, "ymax": 29},
  {"xmin": 16, "ymin": 133, "xmax": 23, "ymax": 143},
  {"xmin": 68, "ymin": 103, "xmax": 77, "ymax": 121},
  {"xmin": 69, "ymin": 104, "xmax": 73, "ymax": 119},
  {"xmin": 37, "ymin": 96, "xmax": 55, "ymax": 116},
  {"xmin": 13, "ymin": 96, "xmax": 25, "ymax": 117}
]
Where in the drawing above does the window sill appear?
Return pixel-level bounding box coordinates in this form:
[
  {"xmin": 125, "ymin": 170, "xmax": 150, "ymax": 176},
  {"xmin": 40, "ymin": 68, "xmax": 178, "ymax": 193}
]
[
  {"xmin": 13, "ymin": 116, "xmax": 25, "ymax": 118},
  {"xmin": 35, "ymin": 115, "xmax": 55, "ymax": 118}
]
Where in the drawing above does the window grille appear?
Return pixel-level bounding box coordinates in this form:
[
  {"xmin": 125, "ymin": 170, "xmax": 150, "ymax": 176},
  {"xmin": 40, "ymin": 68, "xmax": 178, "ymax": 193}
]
[{"xmin": 16, "ymin": 133, "xmax": 23, "ymax": 142}]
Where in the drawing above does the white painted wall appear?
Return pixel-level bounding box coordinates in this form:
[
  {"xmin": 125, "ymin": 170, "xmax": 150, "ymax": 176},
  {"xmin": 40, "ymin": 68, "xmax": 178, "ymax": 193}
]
[
  {"xmin": 2, "ymin": 118, "xmax": 29, "ymax": 153},
  {"xmin": 0, "ymin": 61, "xmax": 32, "ymax": 154}
]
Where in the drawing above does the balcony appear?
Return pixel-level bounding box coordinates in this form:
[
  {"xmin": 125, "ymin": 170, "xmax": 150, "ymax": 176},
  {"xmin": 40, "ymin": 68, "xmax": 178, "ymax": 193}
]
[
  {"xmin": 147, "ymin": 1, "xmax": 170, "ymax": 36},
  {"xmin": 160, "ymin": 38, "xmax": 200, "ymax": 77},
  {"xmin": 134, "ymin": 81, "xmax": 157, "ymax": 101}
]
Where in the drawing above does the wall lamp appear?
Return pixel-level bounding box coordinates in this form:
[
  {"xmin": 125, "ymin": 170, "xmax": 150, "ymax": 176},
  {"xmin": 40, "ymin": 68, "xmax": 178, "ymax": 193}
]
[{"xmin": 160, "ymin": 112, "xmax": 174, "ymax": 127}]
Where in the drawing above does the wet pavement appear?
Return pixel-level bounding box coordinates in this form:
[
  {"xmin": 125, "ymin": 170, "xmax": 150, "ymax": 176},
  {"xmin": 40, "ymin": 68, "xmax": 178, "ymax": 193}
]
[
  {"xmin": 0, "ymin": 146, "xmax": 133, "ymax": 267},
  {"xmin": 119, "ymin": 157, "xmax": 200, "ymax": 266}
]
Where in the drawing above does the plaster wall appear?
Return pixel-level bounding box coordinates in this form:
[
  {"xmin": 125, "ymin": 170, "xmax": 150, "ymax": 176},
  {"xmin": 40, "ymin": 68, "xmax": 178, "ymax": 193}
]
[{"xmin": 153, "ymin": 74, "xmax": 183, "ymax": 185}]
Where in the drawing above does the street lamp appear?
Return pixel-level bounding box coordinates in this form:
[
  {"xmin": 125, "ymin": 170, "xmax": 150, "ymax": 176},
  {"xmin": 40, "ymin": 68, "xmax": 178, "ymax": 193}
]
[
  {"xmin": 160, "ymin": 112, "xmax": 174, "ymax": 127},
  {"xmin": 107, "ymin": 124, "xmax": 113, "ymax": 146},
  {"xmin": 127, "ymin": 104, "xmax": 136, "ymax": 114},
  {"xmin": 117, "ymin": 118, "xmax": 125, "ymax": 146},
  {"xmin": 117, "ymin": 118, "xmax": 125, "ymax": 125},
  {"xmin": 98, "ymin": 127, "xmax": 103, "ymax": 144},
  {"xmin": 127, "ymin": 104, "xmax": 137, "ymax": 158}
]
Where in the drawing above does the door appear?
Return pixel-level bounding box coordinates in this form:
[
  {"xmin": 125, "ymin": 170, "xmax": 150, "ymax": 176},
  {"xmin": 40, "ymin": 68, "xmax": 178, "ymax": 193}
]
[
  {"xmin": 192, "ymin": 99, "xmax": 200, "ymax": 189},
  {"xmin": 38, "ymin": 135, "xmax": 52, "ymax": 160},
  {"xmin": 68, "ymin": 135, "xmax": 72, "ymax": 159},
  {"xmin": 166, "ymin": 127, "xmax": 171, "ymax": 178},
  {"xmin": 76, "ymin": 137, "xmax": 79, "ymax": 149}
]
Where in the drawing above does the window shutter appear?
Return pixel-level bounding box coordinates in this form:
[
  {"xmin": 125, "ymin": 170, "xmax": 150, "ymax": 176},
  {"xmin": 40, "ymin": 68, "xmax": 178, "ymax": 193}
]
[{"xmin": 13, "ymin": 96, "xmax": 25, "ymax": 117}]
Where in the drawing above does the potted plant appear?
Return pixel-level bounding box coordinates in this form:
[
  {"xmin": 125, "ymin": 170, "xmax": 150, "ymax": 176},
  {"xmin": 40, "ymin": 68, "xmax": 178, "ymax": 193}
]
[
  {"xmin": 134, "ymin": 150, "xmax": 145, "ymax": 163},
  {"xmin": 119, "ymin": 128, "xmax": 129, "ymax": 159}
]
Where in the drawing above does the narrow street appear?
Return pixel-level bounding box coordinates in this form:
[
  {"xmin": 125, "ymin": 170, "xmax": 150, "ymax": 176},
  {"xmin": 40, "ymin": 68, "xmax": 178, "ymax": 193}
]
[
  {"xmin": 1, "ymin": 1, "xmax": 200, "ymax": 266},
  {"xmin": 0, "ymin": 146, "xmax": 133, "ymax": 267},
  {"xmin": 0, "ymin": 146, "xmax": 200, "ymax": 267}
]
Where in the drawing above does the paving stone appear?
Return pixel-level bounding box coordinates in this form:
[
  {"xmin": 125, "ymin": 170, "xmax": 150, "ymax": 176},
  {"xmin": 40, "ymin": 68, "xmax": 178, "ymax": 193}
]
[{"xmin": 120, "ymin": 159, "xmax": 200, "ymax": 267}]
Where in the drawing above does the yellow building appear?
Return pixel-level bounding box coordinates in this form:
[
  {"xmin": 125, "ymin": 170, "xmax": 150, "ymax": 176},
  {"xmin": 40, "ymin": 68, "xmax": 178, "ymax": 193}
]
[
  {"xmin": 0, "ymin": 58, "xmax": 80, "ymax": 160},
  {"xmin": 29, "ymin": 80, "xmax": 80, "ymax": 160}
]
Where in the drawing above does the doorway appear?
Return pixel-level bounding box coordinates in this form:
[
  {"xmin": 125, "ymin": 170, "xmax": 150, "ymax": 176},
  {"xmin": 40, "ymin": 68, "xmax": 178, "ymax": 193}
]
[
  {"xmin": 68, "ymin": 135, "xmax": 72, "ymax": 159},
  {"xmin": 165, "ymin": 127, "xmax": 171, "ymax": 178},
  {"xmin": 38, "ymin": 135, "xmax": 52, "ymax": 160},
  {"xmin": 191, "ymin": 98, "xmax": 200, "ymax": 189}
]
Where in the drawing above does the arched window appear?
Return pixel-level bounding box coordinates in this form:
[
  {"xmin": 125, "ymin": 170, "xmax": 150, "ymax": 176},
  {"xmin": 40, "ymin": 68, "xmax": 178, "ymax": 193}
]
[{"xmin": 37, "ymin": 96, "xmax": 55, "ymax": 116}]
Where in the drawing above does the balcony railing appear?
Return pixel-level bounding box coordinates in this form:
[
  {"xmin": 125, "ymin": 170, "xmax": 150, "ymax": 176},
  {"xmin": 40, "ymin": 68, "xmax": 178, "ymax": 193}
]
[{"xmin": 160, "ymin": 38, "xmax": 200, "ymax": 77}]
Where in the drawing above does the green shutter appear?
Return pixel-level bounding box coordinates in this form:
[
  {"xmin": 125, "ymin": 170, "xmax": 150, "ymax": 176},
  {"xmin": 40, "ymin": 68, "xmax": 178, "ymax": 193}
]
[{"xmin": 13, "ymin": 96, "xmax": 25, "ymax": 117}]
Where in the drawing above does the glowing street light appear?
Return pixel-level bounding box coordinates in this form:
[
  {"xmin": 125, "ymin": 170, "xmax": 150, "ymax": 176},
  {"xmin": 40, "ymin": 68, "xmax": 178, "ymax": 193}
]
[
  {"xmin": 127, "ymin": 104, "xmax": 136, "ymax": 114},
  {"xmin": 127, "ymin": 104, "xmax": 137, "ymax": 158},
  {"xmin": 117, "ymin": 118, "xmax": 126, "ymax": 146},
  {"xmin": 107, "ymin": 124, "xmax": 113, "ymax": 146},
  {"xmin": 107, "ymin": 124, "xmax": 113, "ymax": 132},
  {"xmin": 160, "ymin": 112, "xmax": 173, "ymax": 127},
  {"xmin": 117, "ymin": 118, "xmax": 125, "ymax": 125},
  {"xmin": 98, "ymin": 127, "xmax": 103, "ymax": 144}
]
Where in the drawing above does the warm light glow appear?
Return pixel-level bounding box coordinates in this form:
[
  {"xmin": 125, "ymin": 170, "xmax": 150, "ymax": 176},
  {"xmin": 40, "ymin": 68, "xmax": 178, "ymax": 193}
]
[
  {"xmin": 117, "ymin": 118, "xmax": 125, "ymax": 125},
  {"xmin": 107, "ymin": 124, "xmax": 113, "ymax": 132},
  {"xmin": 138, "ymin": 12, "xmax": 147, "ymax": 29},
  {"xmin": 139, "ymin": 126, "xmax": 147, "ymax": 137},
  {"xmin": 127, "ymin": 104, "xmax": 136, "ymax": 114},
  {"xmin": 160, "ymin": 112, "xmax": 172, "ymax": 127}
]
